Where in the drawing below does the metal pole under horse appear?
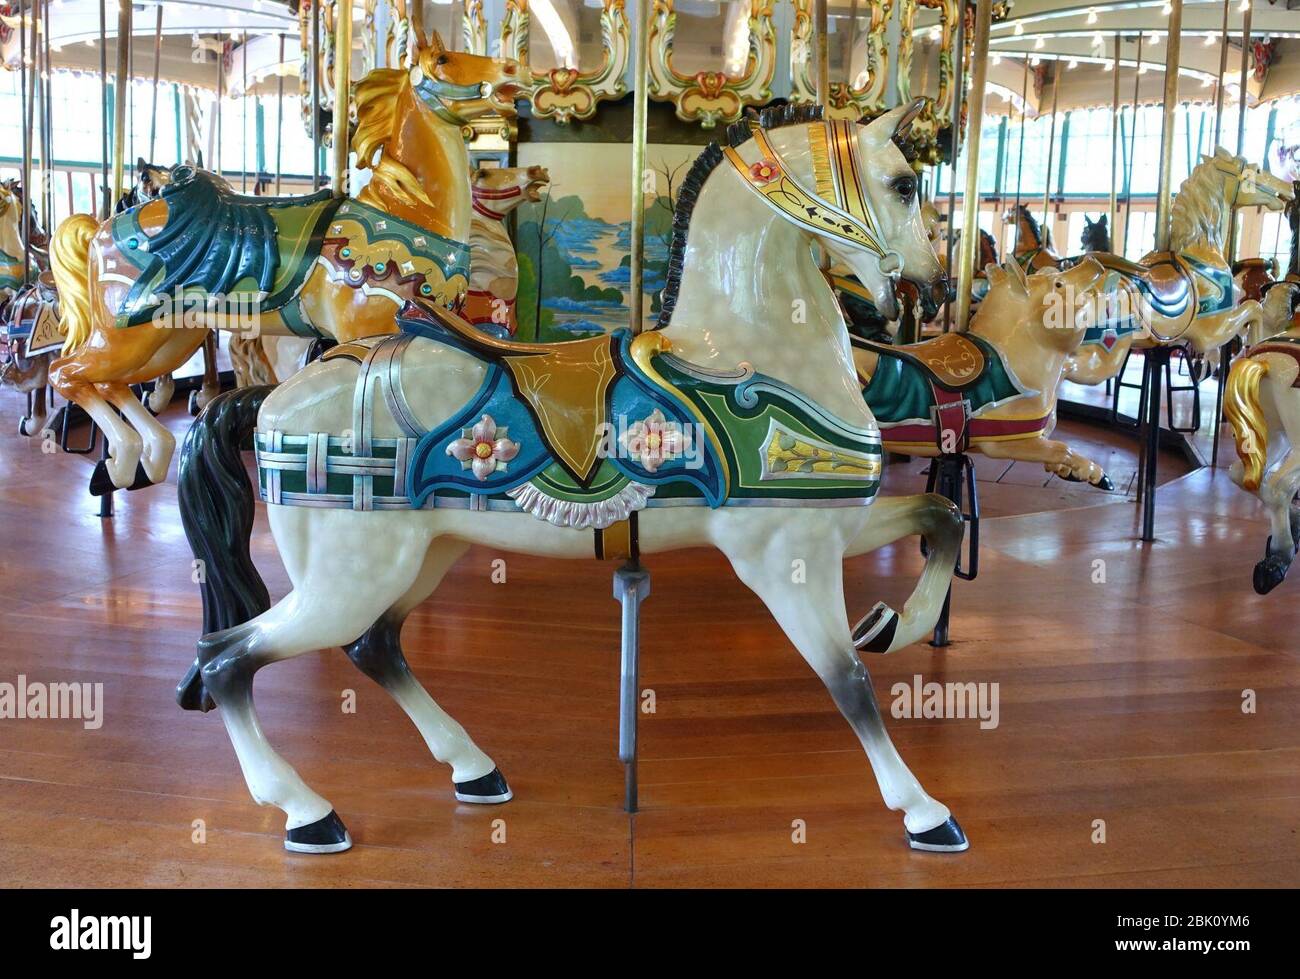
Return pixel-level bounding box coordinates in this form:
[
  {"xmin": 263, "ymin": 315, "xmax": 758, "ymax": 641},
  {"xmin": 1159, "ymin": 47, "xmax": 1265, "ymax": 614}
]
[
  {"xmin": 955, "ymin": 0, "xmax": 992, "ymax": 334},
  {"xmin": 614, "ymin": 0, "xmax": 654, "ymax": 816},
  {"xmin": 1140, "ymin": 0, "xmax": 1183, "ymax": 544}
]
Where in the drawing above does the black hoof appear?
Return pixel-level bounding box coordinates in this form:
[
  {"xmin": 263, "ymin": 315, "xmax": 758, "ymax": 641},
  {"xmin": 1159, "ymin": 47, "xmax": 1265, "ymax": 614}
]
[
  {"xmin": 89, "ymin": 459, "xmax": 153, "ymax": 496},
  {"xmin": 454, "ymin": 768, "xmax": 513, "ymax": 804},
  {"xmin": 1095, "ymin": 474, "xmax": 1115, "ymax": 492},
  {"xmin": 1253, "ymin": 554, "xmax": 1291, "ymax": 595},
  {"xmin": 285, "ymin": 810, "xmax": 352, "ymax": 854},
  {"xmin": 906, "ymin": 816, "xmax": 969, "ymax": 853},
  {"xmin": 188, "ymin": 390, "xmax": 201, "ymax": 416},
  {"xmin": 852, "ymin": 602, "xmax": 899, "ymax": 654}
]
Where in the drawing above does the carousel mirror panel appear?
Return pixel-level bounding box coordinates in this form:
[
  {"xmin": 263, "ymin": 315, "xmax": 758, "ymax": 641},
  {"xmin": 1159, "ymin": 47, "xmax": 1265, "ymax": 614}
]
[
  {"xmin": 502, "ymin": 0, "xmax": 631, "ymax": 123},
  {"xmin": 646, "ymin": 0, "xmax": 776, "ymax": 128}
]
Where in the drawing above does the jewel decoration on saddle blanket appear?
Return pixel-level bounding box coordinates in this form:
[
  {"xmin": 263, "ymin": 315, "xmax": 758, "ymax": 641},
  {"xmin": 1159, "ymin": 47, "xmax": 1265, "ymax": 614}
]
[{"xmin": 255, "ymin": 305, "xmax": 882, "ymax": 529}]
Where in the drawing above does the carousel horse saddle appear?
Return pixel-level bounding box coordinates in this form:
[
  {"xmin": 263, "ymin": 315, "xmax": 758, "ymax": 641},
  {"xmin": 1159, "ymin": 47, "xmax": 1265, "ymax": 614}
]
[
  {"xmin": 255, "ymin": 305, "xmax": 884, "ymax": 528},
  {"xmin": 111, "ymin": 166, "xmax": 342, "ymax": 327},
  {"xmin": 855, "ymin": 332, "xmax": 1033, "ymax": 451}
]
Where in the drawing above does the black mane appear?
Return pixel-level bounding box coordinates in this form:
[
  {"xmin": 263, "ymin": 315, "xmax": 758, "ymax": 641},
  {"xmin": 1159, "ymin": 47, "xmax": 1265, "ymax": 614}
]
[{"xmin": 654, "ymin": 104, "xmax": 826, "ymax": 330}]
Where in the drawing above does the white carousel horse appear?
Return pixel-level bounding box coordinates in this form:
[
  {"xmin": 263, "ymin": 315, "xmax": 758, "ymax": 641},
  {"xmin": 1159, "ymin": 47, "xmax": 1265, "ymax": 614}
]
[
  {"xmin": 175, "ymin": 103, "xmax": 969, "ymax": 855},
  {"xmin": 1223, "ymin": 279, "xmax": 1300, "ymax": 593},
  {"xmin": 464, "ymin": 165, "xmax": 550, "ymax": 337}
]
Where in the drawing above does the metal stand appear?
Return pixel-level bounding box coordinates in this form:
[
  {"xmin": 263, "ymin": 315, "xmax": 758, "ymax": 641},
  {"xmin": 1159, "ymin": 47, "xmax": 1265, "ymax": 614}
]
[
  {"xmin": 923, "ymin": 453, "xmax": 979, "ymax": 647},
  {"xmin": 1136, "ymin": 347, "xmax": 1171, "ymax": 543},
  {"xmin": 613, "ymin": 562, "xmax": 650, "ymax": 813}
]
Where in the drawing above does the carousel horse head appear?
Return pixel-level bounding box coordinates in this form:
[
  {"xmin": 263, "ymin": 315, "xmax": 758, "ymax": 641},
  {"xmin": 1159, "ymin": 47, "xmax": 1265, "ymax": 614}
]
[
  {"xmin": 1174, "ymin": 149, "xmax": 1294, "ymax": 251},
  {"xmin": 405, "ymin": 30, "xmax": 531, "ymax": 124},
  {"xmin": 471, "ymin": 164, "xmax": 550, "ymax": 217},
  {"xmin": 1004, "ymin": 204, "xmax": 1048, "ymax": 247},
  {"xmin": 980, "ymin": 256, "xmax": 1106, "ymax": 352},
  {"xmin": 1207, "ymin": 147, "xmax": 1295, "ymax": 212},
  {"xmin": 1081, "ymin": 214, "xmax": 1110, "ymax": 253},
  {"xmin": 754, "ymin": 99, "xmax": 946, "ymax": 320}
]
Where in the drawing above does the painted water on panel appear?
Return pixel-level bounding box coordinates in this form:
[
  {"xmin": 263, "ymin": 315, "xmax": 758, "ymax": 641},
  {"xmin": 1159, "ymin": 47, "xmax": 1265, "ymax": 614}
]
[{"xmin": 513, "ymin": 142, "xmax": 699, "ymax": 341}]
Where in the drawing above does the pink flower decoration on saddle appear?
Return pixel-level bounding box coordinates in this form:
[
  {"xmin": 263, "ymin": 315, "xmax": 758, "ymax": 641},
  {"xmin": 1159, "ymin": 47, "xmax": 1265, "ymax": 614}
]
[
  {"xmin": 750, "ymin": 159, "xmax": 780, "ymax": 184},
  {"xmin": 447, "ymin": 414, "xmax": 520, "ymax": 481},
  {"xmin": 621, "ymin": 409, "xmax": 685, "ymax": 473}
]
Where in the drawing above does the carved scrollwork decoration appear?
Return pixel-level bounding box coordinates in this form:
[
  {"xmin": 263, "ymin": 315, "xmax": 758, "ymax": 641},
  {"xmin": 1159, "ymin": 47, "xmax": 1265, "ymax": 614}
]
[
  {"xmin": 897, "ymin": 0, "xmax": 958, "ymax": 165},
  {"xmin": 647, "ymin": 0, "xmax": 776, "ymax": 129},
  {"xmin": 501, "ymin": 0, "xmax": 630, "ymax": 124},
  {"xmin": 463, "ymin": 0, "xmax": 488, "ymax": 56},
  {"xmin": 789, "ymin": 0, "xmax": 892, "ymax": 121}
]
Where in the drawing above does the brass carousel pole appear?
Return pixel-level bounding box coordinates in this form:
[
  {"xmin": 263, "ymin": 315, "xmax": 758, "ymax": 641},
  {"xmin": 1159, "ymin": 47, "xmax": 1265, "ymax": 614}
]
[
  {"xmin": 1040, "ymin": 60, "xmax": 1060, "ymax": 234},
  {"xmin": 941, "ymin": 0, "xmax": 966, "ymax": 331},
  {"xmin": 148, "ymin": 3, "xmax": 163, "ymax": 163},
  {"xmin": 1235, "ymin": 0, "xmax": 1251, "ymax": 160},
  {"xmin": 99, "ymin": 0, "xmax": 110, "ymax": 217},
  {"xmin": 1108, "ymin": 33, "xmax": 1121, "ymax": 238},
  {"xmin": 1140, "ymin": 0, "xmax": 1182, "ymax": 544},
  {"xmin": 18, "ymin": 0, "xmax": 30, "ymax": 285},
  {"xmin": 276, "ymin": 34, "xmax": 286, "ymax": 195},
  {"xmin": 1010, "ymin": 54, "xmax": 1029, "ymax": 244},
  {"xmin": 628, "ymin": 0, "xmax": 649, "ymax": 337},
  {"xmin": 111, "ymin": 0, "xmax": 132, "ymax": 207},
  {"xmin": 1121, "ymin": 31, "xmax": 1143, "ymax": 257},
  {"xmin": 815, "ymin": 0, "xmax": 829, "ymax": 105},
  {"xmin": 1212, "ymin": 0, "xmax": 1230, "ymax": 147},
  {"xmin": 311, "ymin": 0, "xmax": 322, "ymax": 190},
  {"xmin": 334, "ymin": 0, "xmax": 354, "ymax": 196},
  {"xmin": 954, "ymin": 0, "xmax": 991, "ymax": 334}
]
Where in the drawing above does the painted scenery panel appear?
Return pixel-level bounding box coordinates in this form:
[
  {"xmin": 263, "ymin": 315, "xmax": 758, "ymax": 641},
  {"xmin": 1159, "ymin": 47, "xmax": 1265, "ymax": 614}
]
[{"xmin": 513, "ymin": 141, "xmax": 701, "ymax": 341}]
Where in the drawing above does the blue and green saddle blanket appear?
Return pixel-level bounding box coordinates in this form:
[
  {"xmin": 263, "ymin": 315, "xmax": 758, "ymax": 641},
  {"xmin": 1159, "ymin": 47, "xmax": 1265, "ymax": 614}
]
[
  {"xmin": 107, "ymin": 167, "xmax": 470, "ymax": 334},
  {"xmin": 254, "ymin": 309, "xmax": 882, "ymax": 526}
]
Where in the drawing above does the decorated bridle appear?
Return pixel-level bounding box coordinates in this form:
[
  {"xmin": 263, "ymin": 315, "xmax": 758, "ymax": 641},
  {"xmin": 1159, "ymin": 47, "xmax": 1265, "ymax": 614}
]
[
  {"xmin": 409, "ymin": 66, "xmax": 488, "ymax": 127},
  {"xmin": 471, "ymin": 184, "xmax": 523, "ymax": 222},
  {"xmin": 723, "ymin": 109, "xmax": 920, "ymax": 275}
]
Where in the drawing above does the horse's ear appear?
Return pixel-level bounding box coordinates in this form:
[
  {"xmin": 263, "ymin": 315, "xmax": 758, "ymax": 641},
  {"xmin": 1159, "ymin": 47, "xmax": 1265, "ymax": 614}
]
[
  {"xmin": 1003, "ymin": 259, "xmax": 1029, "ymax": 294},
  {"xmin": 864, "ymin": 99, "xmax": 925, "ymax": 148},
  {"xmin": 429, "ymin": 30, "xmax": 446, "ymax": 56}
]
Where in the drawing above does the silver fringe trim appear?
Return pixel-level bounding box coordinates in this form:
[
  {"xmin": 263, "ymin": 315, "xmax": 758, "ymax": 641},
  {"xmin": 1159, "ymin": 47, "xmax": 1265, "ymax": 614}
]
[{"xmin": 507, "ymin": 480, "xmax": 656, "ymax": 530}]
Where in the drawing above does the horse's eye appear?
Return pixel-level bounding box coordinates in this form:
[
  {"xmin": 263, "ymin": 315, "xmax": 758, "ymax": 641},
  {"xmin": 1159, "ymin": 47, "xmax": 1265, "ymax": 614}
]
[
  {"xmin": 892, "ymin": 176, "xmax": 916, "ymax": 203},
  {"xmin": 436, "ymin": 55, "xmax": 448, "ymax": 67}
]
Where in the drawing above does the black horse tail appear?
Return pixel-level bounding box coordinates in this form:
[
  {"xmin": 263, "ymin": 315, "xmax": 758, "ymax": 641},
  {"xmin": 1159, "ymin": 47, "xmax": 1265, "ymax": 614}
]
[{"xmin": 175, "ymin": 385, "xmax": 275, "ymax": 711}]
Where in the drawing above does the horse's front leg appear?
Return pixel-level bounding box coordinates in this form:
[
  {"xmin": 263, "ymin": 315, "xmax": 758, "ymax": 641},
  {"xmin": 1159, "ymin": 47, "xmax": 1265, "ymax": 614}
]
[
  {"xmin": 978, "ymin": 434, "xmax": 1113, "ymax": 489},
  {"xmin": 1252, "ymin": 448, "xmax": 1300, "ymax": 594},
  {"xmin": 713, "ymin": 509, "xmax": 967, "ymax": 851},
  {"xmin": 844, "ymin": 493, "xmax": 961, "ymax": 652}
]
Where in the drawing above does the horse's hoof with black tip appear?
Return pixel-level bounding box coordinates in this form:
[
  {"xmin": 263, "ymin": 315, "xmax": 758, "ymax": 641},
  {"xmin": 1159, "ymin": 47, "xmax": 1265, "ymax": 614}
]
[
  {"xmin": 89, "ymin": 460, "xmax": 153, "ymax": 496},
  {"xmin": 284, "ymin": 810, "xmax": 352, "ymax": 854},
  {"xmin": 853, "ymin": 602, "xmax": 899, "ymax": 654},
  {"xmin": 455, "ymin": 768, "xmax": 513, "ymax": 804},
  {"xmin": 1095, "ymin": 473, "xmax": 1115, "ymax": 492},
  {"xmin": 906, "ymin": 816, "xmax": 969, "ymax": 853},
  {"xmin": 188, "ymin": 390, "xmax": 201, "ymax": 416},
  {"xmin": 1252, "ymin": 555, "xmax": 1291, "ymax": 595}
]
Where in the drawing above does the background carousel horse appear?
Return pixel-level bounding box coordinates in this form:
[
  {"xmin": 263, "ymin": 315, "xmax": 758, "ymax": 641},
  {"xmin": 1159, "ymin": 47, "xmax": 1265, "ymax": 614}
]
[
  {"xmin": 464, "ymin": 165, "xmax": 549, "ymax": 337},
  {"xmin": 1006, "ymin": 204, "xmax": 1065, "ymax": 272},
  {"xmin": 48, "ymin": 31, "xmax": 529, "ymax": 494},
  {"xmin": 174, "ymin": 103, "xmax": 971, "ymax": 855},
  {"xmin": 856, "ymin": 257, "xmax": 1114, "ymax": 487},
  {"xmin": 0, "ymin": 182, "xmax": 58, "ymax": 436},
  {"xmin": 1062, "ymin": 150, "xmax": 1294, "ymax": 386},
  {"xmin": 1223, "ymin": 279, "xmax": 1300, "ymax": 593}
]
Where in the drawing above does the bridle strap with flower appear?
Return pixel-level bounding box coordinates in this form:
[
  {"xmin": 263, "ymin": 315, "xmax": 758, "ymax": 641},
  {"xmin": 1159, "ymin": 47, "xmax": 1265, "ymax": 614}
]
[{"xmin": 723, "ymin": 120, "xmax": 889, "ymax": 259}]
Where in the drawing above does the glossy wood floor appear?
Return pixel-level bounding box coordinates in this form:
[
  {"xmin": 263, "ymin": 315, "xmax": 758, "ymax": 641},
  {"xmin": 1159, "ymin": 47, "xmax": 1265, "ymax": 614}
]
[{"xmin": 0, "ymin": 386, "xmax": 1296, "ymax": 888}]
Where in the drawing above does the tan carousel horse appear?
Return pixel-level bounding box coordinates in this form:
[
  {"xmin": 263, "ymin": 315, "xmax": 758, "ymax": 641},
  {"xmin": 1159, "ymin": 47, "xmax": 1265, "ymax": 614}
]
[
  {"xmin": 48, "ymin": 31, "xmax": 529, "ymax": 493},
  {"xmin": 0, "ymin": 182, "xmax": 60, "ymax": 436},
  {"xmin": 1064, "ymin": 149, "xmax": 1294, "ymax": 385},
  {"xmin": 855, "ymin": 257, "xmax": 1114, "ymax": 486}
]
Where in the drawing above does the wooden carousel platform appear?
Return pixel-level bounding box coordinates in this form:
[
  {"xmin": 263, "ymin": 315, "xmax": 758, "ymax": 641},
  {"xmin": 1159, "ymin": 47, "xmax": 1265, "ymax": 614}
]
[{"xmin": 0, "ymin": 388, "xmax": 1297, "ymax": 889}]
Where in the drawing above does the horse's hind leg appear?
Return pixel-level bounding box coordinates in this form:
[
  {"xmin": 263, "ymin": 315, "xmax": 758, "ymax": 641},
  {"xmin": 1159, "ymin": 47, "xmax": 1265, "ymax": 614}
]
[
  {"xmin": 716, "ymin": 512, "xmax": 966, "ymax": 851},
  {"xmin": 100, "ymin": 381, "xmax": 175, "ymax": 484},
  {"xmin": 47, "ymin": 364, "xmax": 144, "ymax": 488},
  {"xmin": 1254, "ymin": 448, "xmax": 1300, "ymax": 594},
  {"xmin": 199, "ymin": 513, "xmax": 435, "ymax": 851},
  {"xmin": 343, "ymin": 538, "xmax": 509, "ymax": 802}
]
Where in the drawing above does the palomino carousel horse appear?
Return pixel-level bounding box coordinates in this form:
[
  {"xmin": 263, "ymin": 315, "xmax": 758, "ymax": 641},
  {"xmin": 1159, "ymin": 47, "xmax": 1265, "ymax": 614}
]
[
  {"xmin": 855, "ymin": 257, "xmax": 1113, "ymax": 487},
  {"xmin": 48, "ymin": 30, "xmax": 529, "ymax": 494},
  {"xmin": 1224, "ymin": 279, "xmax": 1300, "ymax": 592},
  {"xmin": 1006, "ymin": 204, "xmax": 1065, "ymax": 272},
  {"xmin": 0, "ymin": 181, "xmax": 58, "ymax": 436},
  {"xmin": 464, "ymin": 165, "xmax": 549, "ymax": 337},
  {"xmin": 175, "ymin": 103, "xmax": 970, "ymax": 855},
  {"xmin": 1063, "ymin": 150, "xmax": 1294, "ymax": 386}
]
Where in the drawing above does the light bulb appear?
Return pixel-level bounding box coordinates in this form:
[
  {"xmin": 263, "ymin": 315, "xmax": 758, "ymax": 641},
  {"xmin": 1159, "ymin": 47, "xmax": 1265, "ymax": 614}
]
[
  {"xmin": 1238, "ymin": 0, "xmax": 1249, "ymax": 11},
  {"xmin": 1035, "ymin": 37, "xmax": 1045, "ymax": 49},
  {"xmin": 992, "ymin": 54, "xmax": 1002, "ymax": 65},
  {"xmin": 1088, "ymin": 8, "xmax": 1098, "ymax": 24},
  {"xmin": 1068, "ymin": 59, "xmax": 1078, "ymax": 70},
  {"xmin": 1204, "ymin": 33, "xmax": 1215, "ymax": 46},
  {"xmin": 1014, "ymin": 22, "xmax": 1024, "ymax": 36},
  {"xmin": 1104, "ymin": 61, "xmax": 1113, "ymax": 71},
  {"xmin": 1031, "ymin": 55, "xmax": 1040, "ymax": 66},
  {"xmin": 1162, "ymin": 2, "xmax": 1172, "ymax": 15}
]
